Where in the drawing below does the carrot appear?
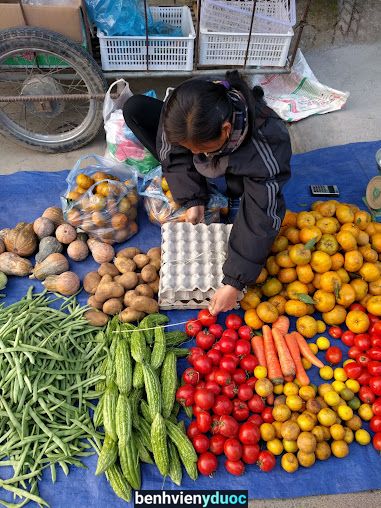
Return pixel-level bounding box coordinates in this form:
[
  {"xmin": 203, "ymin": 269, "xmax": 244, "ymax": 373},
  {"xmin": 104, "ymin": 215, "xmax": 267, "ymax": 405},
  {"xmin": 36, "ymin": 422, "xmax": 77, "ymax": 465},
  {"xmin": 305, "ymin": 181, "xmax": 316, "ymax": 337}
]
[
  {"xmin": 251, "ymin": 335, "xmax": 267, "ymax": 368},
  {"xmin": 272, "ymin": 315, "xmax": 290, "ymax": 335},
  {"xmin": 293, "ymin": 331, "xmax": 324, "ymax": 368},
  {"xmin": 262, "ymin": 325, "xmax": 283, "ymax": 385},
  {"xmin": 284, "ymin": 333, "xmax": 310, "ymax": 386},
  {"xmin": 272, "ymin": 327, "xmax": 296, "ymax": 378},
  {"xmin": 284, "ymin": 375, "xmax": 294, "ymax": 383}
]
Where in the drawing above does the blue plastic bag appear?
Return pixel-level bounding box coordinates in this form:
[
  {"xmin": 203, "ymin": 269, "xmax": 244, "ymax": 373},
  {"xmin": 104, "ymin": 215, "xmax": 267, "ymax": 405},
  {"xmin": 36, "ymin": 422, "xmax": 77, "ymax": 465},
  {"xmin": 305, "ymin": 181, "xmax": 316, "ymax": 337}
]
[{"xmin": 85, "ymin": 0, "xmax": 182, "ymax": 36}]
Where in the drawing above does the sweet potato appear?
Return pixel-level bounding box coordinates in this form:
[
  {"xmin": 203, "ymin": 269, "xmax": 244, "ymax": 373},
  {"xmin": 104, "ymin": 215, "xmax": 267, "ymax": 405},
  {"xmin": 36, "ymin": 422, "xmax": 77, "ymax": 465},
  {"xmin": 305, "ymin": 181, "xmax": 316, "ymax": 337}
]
[
  {"xmin": 83, "ymin": 272, "xmax": 101, "ymax": 294},
  {"xmin": 119, "ymin": 308, "xmax": 145, "ymax": 323},
  {"xmin": 141, "ymin": 264, "xmax": 157, "ymax": 283},
  {"xmin": 84, "ymin": 310, "xmax": 109, "ymax": 327},
  {"xmin": 130, "ymin": 296, "xmax": 159, "ymax": 314}
]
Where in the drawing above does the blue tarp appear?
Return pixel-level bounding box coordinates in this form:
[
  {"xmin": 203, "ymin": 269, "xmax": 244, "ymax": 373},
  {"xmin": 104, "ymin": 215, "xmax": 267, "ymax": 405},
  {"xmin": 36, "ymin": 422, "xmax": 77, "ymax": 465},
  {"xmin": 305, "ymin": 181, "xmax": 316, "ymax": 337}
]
[{"xmin": 1, "ymin": 140, "xmax": 381, "ymax": 506}]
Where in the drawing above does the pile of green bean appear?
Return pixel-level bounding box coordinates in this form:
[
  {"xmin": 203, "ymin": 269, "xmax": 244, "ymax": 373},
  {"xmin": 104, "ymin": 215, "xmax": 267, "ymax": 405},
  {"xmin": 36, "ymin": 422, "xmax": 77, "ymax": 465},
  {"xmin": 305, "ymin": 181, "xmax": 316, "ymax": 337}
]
[{"xmin": 0, "ymin": 288, "xmax": 107, "ymax": 507}]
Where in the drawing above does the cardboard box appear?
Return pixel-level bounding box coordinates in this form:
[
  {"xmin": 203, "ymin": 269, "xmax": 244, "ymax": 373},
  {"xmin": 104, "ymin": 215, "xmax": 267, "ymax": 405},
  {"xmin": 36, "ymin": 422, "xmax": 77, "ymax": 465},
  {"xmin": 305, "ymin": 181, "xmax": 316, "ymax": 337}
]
[{"xmin": 0, "ymin": 1, "xmax": 84, "ymax": 42}]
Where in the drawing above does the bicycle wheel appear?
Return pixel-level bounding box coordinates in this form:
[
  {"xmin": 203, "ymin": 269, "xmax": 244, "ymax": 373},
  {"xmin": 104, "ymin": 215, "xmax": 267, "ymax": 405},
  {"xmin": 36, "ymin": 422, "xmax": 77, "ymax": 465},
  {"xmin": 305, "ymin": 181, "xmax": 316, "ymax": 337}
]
[{"xmin": 0, "ymin": 27, "xmax": 107, "ymax": 153}]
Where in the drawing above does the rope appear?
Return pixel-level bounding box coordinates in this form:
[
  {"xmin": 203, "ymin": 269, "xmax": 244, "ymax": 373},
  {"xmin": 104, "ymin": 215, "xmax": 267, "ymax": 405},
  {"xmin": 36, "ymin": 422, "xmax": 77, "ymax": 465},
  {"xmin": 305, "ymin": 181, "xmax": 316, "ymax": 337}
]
[{"xmin": 112, "ymin": 319, "xmax": 194, "ymax": 333}]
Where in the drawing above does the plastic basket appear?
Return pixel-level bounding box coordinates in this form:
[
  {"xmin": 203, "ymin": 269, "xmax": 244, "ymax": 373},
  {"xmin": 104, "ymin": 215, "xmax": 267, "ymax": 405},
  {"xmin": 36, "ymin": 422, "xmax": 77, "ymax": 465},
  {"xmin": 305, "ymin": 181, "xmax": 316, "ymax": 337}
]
[
  {"xmin": 199, "ymin": 17, "xmax": 293, "ymax": 67},
  {"xmin": 201, "ymin": 0, "xmax": 296, "ymax": 33},
  {"xmin": 98, "ymin": 6, "xmax": 195, "ymax": 71}
]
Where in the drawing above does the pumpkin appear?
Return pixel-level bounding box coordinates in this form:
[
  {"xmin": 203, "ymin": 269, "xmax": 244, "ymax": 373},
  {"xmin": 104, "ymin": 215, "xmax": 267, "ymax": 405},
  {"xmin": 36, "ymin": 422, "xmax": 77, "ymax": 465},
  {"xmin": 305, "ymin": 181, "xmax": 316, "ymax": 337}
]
[
  {"xmin": 4, "ymin": 223, "xmax": 38, "ymax": 257},
  {"xmin": 31, "ymin": 253, "xmax": 69, "ymax": 281}
]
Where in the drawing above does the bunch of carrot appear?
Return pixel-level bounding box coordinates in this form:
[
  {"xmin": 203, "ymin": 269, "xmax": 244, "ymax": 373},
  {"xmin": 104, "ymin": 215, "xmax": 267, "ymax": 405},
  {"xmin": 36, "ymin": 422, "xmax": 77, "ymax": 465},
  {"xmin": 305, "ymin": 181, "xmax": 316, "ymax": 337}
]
[{"xmin": 251, "ymin": 316, "xmax": 324, "ymax": 386}]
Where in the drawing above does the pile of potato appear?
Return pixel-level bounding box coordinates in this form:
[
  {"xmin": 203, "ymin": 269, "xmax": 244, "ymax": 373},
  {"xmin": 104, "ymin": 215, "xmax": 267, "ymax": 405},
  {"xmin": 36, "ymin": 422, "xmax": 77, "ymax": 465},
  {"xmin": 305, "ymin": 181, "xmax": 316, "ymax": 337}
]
[{"xmin": 83, "ymin": 246, "xmax": 161, "ymax": 326}]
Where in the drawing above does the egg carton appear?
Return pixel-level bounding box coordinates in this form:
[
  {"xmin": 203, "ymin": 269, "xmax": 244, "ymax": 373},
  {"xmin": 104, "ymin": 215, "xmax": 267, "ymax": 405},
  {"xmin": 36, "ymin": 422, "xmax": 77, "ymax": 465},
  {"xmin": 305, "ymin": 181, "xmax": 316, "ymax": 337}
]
[{"xmin": 159, "ymin": 222, "xmax": 242, "ymax": 309}]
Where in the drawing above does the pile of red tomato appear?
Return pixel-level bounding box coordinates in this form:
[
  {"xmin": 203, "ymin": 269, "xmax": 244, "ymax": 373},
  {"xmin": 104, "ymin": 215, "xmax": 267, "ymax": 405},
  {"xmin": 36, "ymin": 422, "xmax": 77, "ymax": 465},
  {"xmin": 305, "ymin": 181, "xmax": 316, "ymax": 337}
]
[
  {"xmin": 176, "ymin": 310, "xmax": 276, "ymax": 476},
  {"xmin": 328, "ymin": 303, "xmax": 381, "ymax": 451}
]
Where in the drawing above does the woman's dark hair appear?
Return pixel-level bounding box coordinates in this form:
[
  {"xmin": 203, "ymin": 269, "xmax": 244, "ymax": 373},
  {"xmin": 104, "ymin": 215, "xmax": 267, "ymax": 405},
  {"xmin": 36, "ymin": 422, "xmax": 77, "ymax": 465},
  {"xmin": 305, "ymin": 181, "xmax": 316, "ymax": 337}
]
[{"xmin": 163, "ymin": 70, "xmax": 256, "ymax": 145}]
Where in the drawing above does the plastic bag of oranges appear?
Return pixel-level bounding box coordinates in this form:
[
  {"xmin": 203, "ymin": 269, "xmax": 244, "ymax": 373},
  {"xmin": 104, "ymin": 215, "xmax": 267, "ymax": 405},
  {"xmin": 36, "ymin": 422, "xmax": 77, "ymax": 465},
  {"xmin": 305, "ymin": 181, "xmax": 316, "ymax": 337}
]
[
  {"xmin": 61, "ymin": 155, "xmax": 138, "ymax": 244},
  {"xmin": 139, "ymin": 166, "xmax": 228, "ymax": 226}
]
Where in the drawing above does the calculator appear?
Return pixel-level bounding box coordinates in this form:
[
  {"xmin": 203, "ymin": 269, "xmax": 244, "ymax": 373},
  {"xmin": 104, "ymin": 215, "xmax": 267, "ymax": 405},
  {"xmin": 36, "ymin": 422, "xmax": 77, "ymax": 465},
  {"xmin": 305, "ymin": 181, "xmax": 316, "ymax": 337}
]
[{"xmin": 309, "ymin": 185, "xmax": 340, "ymax": 197}]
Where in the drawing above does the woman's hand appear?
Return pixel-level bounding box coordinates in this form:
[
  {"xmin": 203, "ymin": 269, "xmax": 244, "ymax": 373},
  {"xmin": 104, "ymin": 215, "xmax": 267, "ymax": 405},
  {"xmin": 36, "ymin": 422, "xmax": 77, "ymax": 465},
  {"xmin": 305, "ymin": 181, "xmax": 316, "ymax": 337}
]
[
  {"xmin": 209, "ymin": 285, "xmax": 239, "ymax": 316},
  {"xmin": 185, "ymin": 205, "xmax": 205, "ymax": 224}
]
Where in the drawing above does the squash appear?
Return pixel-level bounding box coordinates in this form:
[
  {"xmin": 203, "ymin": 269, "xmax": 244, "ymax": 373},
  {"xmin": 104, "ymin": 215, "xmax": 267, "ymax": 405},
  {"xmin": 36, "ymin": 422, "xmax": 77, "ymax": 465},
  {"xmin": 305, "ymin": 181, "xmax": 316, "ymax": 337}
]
[
  {"xmin": 33, "ymin": 217, "xmax": 55, "ymax": 239},
  {"xmin": 0, "ymin": 252, "xmax": 33, "ymax": 276},
  {"xmin": 35, "ymin": 236, "xmax": 63, "ymax": 264},
  {"xmin": 4, "ymin": 223, "xmax": 38, "ymax": 257},
  {"xmin": 67, "ymin": 240, "xmax": 89, "ymax": 261},
  {"xmin": 31, "ymin": 253, "xmax": 69, "ymax": 281},
  {"xmin": 42, "ymin": 206, "xmax": 64, "ymax": 226},
  {"xmin": 55, "ymin": 223, "xmax": 77, "ymax": 244},
  {"xmin": 0, "ymin": 239, "xmax": 5, "ymax": 255},
  {"xmin": 87, "ymin": 238, "xmax": 115, "ymax": 264},
  {"xmin": 43, "ymin": 271, "xmax": 80, "ymax": 296}
]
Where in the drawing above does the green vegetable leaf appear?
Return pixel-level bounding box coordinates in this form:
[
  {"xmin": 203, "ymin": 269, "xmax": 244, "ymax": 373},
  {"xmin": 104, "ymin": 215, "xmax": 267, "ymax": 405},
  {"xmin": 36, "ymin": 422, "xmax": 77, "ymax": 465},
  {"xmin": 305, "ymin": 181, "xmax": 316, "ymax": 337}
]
[
  {"xmin": 304, "ymin": 237, "xmax": 318, "ymax": 250},
  {"xmin": 297, "ymin": 293, "xmax": 316, "ymax": 305}
]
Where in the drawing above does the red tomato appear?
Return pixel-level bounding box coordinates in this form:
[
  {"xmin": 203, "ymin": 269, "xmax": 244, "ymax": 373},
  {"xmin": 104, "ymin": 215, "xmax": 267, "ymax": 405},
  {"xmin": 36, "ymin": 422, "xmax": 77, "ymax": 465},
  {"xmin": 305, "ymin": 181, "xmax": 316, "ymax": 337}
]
[
  {"xmin": 344, "ymin": 362, "xmax": 363, "ymax": 379},
  {"xmin": 371, "ymin": 336, "xmax": 381, "ymax": 348},
  {"xmin": 238, "ymin": 325, "xmax": 253, "ymax": 341},
  {"xmin": 209, "ymin": 434, "xmax": 226, "ymax": 455},
  {"xmin": 235, "ymin": 339, "xmax": 251, "ymax": 357},
  {"xmin": 359, "ymin": 386, "xmax": 376, "ymax": 404},
  {"xmin": 237, "ymin": 383, "xmax": 254, "ymax": 402},
  {"xmin": 196, "ymin": 331, "xmax": 216, "ymax": 350},
  {"xmin": 219, "ymin": 415, "xmax": 239, "ymax": 437},
  {"xmin": 176, "ymin": 385, "xmax": 195, "ymax": 406},
  {"xmin": 220, "ymin": 354, "xmax": 239, "ymax": 373},
  {"xmin": 329, "ymin": 326, "xmax": 342, "ymax": 339},
  {"xmin": 232, "ymin": 401, "xmax": 249, "ymax": 421},
  {"xmin": 225, "ymin": 314, "xmax": 243, "ymax": 330},
  {"xmin": 225, "ymin": 459, "xmax": 245, "ymax": 476},
  {"xmin": 208, "ymin": 323, "xmax": 224, "ymax": 339},
  {"xmin": 221, "ymin": 329, "xmax": 239, "ymax": 342},
  {"xmin": 372, "ymin": 398, "xmax": 381, "ymax": 415},
  {"xmin": 341, "ymin": 330, "xmax": 356, "ymax": 347},
  {"xmin": 370, "ymin": 415, "xmax": 381, "ymax": 433},
  {"xmin": 182, "ymin": 368, "xmax": 200, "ymax": 386},
  {"xmin": 354, "ymin": 333, "xmax": 371, "ymax": 351},
  {"xmin": 224, "ymin": 438, "xmax": 243, "ymax": 461},
  {"xmin": 205, "ymin": 380, "xmax": 221, "ymax": 395},
  {"xmin": 222, "ymin": 383, "xmax": 238, "ymax": 399},
  {"xmin": 193, "ymin": 405, "xmax": 205, "ymax": 417},
  {"xmin": 348, "ymin": 346, "xmax": 362, "ymax": 360},
  {"xmin": 198, "ymin": 309, "xmax": 217, "ymax": 327},
  {"xmin": 369, "ymin": 376, "xmax": 381, "ymax": 396},
  {"xmin": 370, "ymin": 320, "xmax": 381, "ymax": 333},
  {"xmin": 350, "ymin": 303, "xmax": 366, "ymax": 312},
  {"xmin": 247, "ymin": 414, "xmax": 263, "ymax": 426},
  {"xmin": 197, "ymin": 452, "xmax": 218, "ymax": 476},
  {"xmin": 195, "ymin": 381, "xmax": 206, "ymax": 390},
  {"xmin": 373, "ymin": 432, "xmax": 381, "ymax": 451},
  {"xmin": 232, "ymin": 369, "xmax": 247, "ymax": 385},
  {"xmin": 257, "ymin": 450, "xmax": 276, "ymax": 472},
  {"xmin": 357, "ymin": 370, "xmax": 371, "ymax": 386},
  {"xmin": 219, "ymin": 338, "xmax": 236, "ymax": 354},
  {"xmin": 261, "ymin": 407, "xmax": 274, "ymax": 423},
  {"xmin": 246, "ymin": 376, "xmax": 258, "ymax": 389},
  {"xmin": 368, "ymin": 361, "xmax": 381, "ymax": 377},
  {"xmin": 240, "ymin": 354, "xmax": 259, "ymax": 371},
  {"xmin": 248, "ymin": 394, "xmax": 265, "ymax": 413},
  {"xmin": 368, "ymin": 313, "xmax": 380, "ymax": 325},
  {"xmin": 194, "ymin": 388, "xmax": 215, "ymax": 410},
  {"xmin": 215, "ymin": 368, "xmax": 233, "ymax": 386},
  {"xmin": 185, "ymin": 319, "xmax": 203, "ymax": 337},
  {"xmin": 238, "ymin": 422, "xmax": 261, "ymax": 444},
  {"xmin": 242, "ymin": 443, "xmax": 260, "ymax": 464},
  {"xmin": 211, "ymin": 415, "xmax": 222, "ymax": 434},
  {"xmin": 357, "ymin": 353, "xmax": 370, "ymax": 367},
  {"xmin": 207, "ymin": 349, "xmax": 222, "ymax": 366},
  {"xmin": 325, "ymin": 346, "xmax": 343, "ymax": 365},
  {"xmin": 213, "ymin": 395, "xmax": 233, "ymax": 416},
  {"xmin": 187, "ymin": 421, "xmax": 201, "ymax": 439},
  {"xmin": 193, "ymin": 434, "xmax": 210, "ymax": 454},
  {"xmin": 369, "ymin": 348, "xmax": 381, "ymax": 361},
  {"xmin": 197, "ymin": 412, "xmax": 212, "ymax": 434},
  {"xmin": 193, "ymin": 355, "xmax": 213, "ymax": 375}
]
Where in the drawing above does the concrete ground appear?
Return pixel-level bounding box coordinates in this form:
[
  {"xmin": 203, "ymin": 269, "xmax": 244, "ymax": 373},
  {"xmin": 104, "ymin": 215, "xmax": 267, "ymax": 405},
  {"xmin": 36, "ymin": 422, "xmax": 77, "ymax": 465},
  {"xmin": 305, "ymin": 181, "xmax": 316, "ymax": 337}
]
[{"xmin": 1, "ymin": 1, "xmax": 381, "ymax": 507}]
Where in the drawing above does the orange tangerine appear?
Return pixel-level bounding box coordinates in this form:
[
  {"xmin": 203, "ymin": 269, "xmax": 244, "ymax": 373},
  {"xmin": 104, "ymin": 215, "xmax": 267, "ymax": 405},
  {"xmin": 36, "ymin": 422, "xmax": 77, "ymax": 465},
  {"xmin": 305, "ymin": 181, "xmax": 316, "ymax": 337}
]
[
  {"xmin": 311, "ymin": 201, "xmax": 323, "ymax": 210},
  {"xmin": 316, "ymin": 217, "xmax": 340, "ymax": 234},
  {"xmin": 256, "ymin": 302, "xmax": 279, "ymax": 323},
  {"xmin": 282, "ymin": 210, "xmax": 298, "ymax": 227},
  {"xmin": 316, "ymin": 234, "xmax": 339, "ymax": 255},
  {"xmin": 359, "ymin": 262, "xmax": 380, "ymax": 282},
  {"xmin": 268, "ymin": 295, "xmax": 287, "ymax": 315},
  {"xmin": 322, "ymin": 305, "xmax": 347, "ymax": 325},
  {"xmin": 296, "ymin": 316, "xmax": 318, "ymax": 339},
  {"xmin": 299, "ymin": 226, "xmax": 322, "ymax": 244},
  {"xmin": 336, "ymin": 268, "xmax": 350, "ymax": 284},
  {"xmin": 262, "ymin": 278, "xmax": 283, "ymax": 297},
  {"xmin": 369, "ymin": 278, "xmax": 381, "ymax": 296},
  {"xmin": 336, "ymin": 204, "xmax": 355, "ymax": 224},
  {"xmin": 284, "ymin": 227, "xmax": 301, "ymax": 244},
  {"xmin": 360, "ymin": 294, "xmax": 372, "ymax": 308},
  {"xmin": 340, "ymin": 223, "xmax": 360, "ymax": 239},
  {"xmin": 266, "ymin": 256, "xmax": 280, "ymax": 276},
  {"xmin": 271, "ymin": 235, "xmax": 289, "ymax": 253},
  {"xmin": 357, "ymin": 230, "xmax": 370, "ymax": 246},
  {"xmin": 344, "ymin": 250, "xmax": 364, "ymax": 272},
  {"xmin": 240, "ymin": 291, "xmax": 261, "ymax": 310},
  {"xmin": 313, "ymin": 273, "xmax": 322, "ymax": 289},
  {"xmin": 256, "ymin": 267, "xmax": 268, "ymax": 284},
  {"xmin": 336, "ymin": 230, "xmax": 357, "ymax": 251},
  {"xmin": 311, "ymin": 251, "xmax": 332, "ymax": 273},
  {"xmin": 336, "ymin": 284, "xmax": 356, "ymax": 308},
  {"xmin": 278, "ymin": 268, "xmax": 298, "ymax": 284},
  {"xmin": 345, "ymin": 309, "xmax": 370, "ymax": 332},
  {"xmin": 320, "ymin": 271, "xmax": 342, "ymax": 293},
  {"xmin": 331, "ymin": 252, "xmax": 345, "ymax": 270},
  {"xmin": 366, "ymin": 223, "xmax": 377, "ymax": 236},
  {"xmin": 314, "ymin": 289, "xmax": 336, "ymax": 313},
  {"xmin": 297, "ymin": 212, "xmax": 316, "ymax": 229},
  {"xmin": 350, "ymin": 279, "xmax": 368, "ymax": 301},
  {"xmin": 371, "ymin": 233, "xmax": 381, "ymax": 253},
  {"xmin": 359, "ymin": 245, "xmax": 378, "ymax": 263},
  {"xmin": 296, "ymin": 264, "xmax": 315, "ymax": 284},
  {"xmin": 276, "ymin": 250, "xmax": 296, "ymax": 268},
  {"xmin": 284, "ymin": 299, "xmax": 310, "ymax": 317},
  {"xmin": 316, "ymin": 200, "xmax": 337, "ymax": 217},
  {"xmin": 289, "ymin": 244, "xmax": 312, "ymax": 266},
  {"xmin": 354, "ymin": 210, "xmax": 371, "ymax": 230},
  {"xmin": 244, "ymin": 309, "xmax": 264, "ymax": 329},
  {"xmin": 366, "ymin": 296, "xmax": 381, "ymax": 316},
  {"xmin": 286, "ymin": 281, "xmax": 309, "ymax": 300}
]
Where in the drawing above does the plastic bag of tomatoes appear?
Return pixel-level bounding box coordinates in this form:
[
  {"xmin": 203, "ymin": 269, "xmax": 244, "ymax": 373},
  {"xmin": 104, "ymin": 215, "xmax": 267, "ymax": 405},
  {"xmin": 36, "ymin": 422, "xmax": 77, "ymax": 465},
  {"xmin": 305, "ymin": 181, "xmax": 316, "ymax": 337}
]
[{"xmin": 61, "ymin": 154, "xmax": 138, "ymax": 244}]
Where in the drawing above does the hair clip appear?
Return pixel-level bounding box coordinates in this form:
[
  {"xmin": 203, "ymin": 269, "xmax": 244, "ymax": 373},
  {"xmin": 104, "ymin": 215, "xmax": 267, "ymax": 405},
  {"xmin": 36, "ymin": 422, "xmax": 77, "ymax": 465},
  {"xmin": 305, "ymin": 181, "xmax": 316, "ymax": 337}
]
[{"xmin": 213, "ymin": 80, "xmax": 231, "ymax": 90}]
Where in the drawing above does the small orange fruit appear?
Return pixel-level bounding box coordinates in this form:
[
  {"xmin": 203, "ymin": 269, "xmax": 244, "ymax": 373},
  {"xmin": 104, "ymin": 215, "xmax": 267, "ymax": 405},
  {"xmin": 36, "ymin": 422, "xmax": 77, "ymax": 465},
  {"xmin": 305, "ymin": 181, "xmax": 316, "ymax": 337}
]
[
  {"xmin": 276, "ymin": 250, "xmax": 296, "ymax": 268},
  {"xmin": 244, "ymin": 309, "xmax": 264, "ymax": 329},
  {"xmin": 336, "ymin": 284, "xmax": 356, "ymax": 308},
  {"xmin": 336, "ymin": 231, "xmax": 357, "ymax": 251},
  {"xmin": 316, "ymin": 217, "xmax": 340, "ymax": 234},
  {"xmin": 344, "ymin": 250, "xmax": 364, "ymax": 272},
  {"xmin": 345, "ymin": 310, "xmax": 370, "ymax": 332},
  {"xmin": 286, "ymin": 281, "xmax": 309, "ymax": 300},
  {"xmin": 271, "ymin": 235, "xmax": 289, "ymax": 253},
  {"xmin": 350, "ymin": 279, "xmax": 368, "ymax": 301},
  {"xmin": 314, "ymin": 289, "xmax": 336, "ymax": 313},
  {"xmin": 256, "ymin": 267, "xmax": 268, "ymax": 284},
  {"xmin": 256, "ymin": 302, "xmax": 279, "ymax": 323},
  {"xmin": 371, "ymin": 233, "xmax": 381, "ymax": 253},
  {"xmin": 366, "ymin": 296, "xmax": 381, "ymax": 317},
  {"xmin": 289, "ymin": 244, "xmax": 312, "ymax": 266},
  {"xmin": 336, "ymin": 204, "xmax": 355, "ymax": 224},
  {"xmin": 311, "ymin": 251, "xmax": 332, "ymax": 274},
  {"xmin": 240, "ymin": 290, "xmax": 261, "ymax": 311},
  {"xmin": 369, "ymin": 278, "xmax": 381, "ymax": 296},
  {"xmin": 322, "ymin": 305, "xmax": 347, "ymax": 325},
  {"xmin": 331, "ymin": 252, "xmax": 345, "ymax": 270},
  {"xmin": 268, "ymin": 295, "xmax": 287, "ymax": 315},
  {"xmin": 278, "ymin": 268, "xmax": 298, "ymax": 284},
  {"xmin": 354, "ymin": 210, "xmax": 371, "ymax": 230},
  {"xmin": 284, "ymin": 300, "xmax": 309, "ymax": 317},
  {"xmin": 299, "ymin": 226, "xmax": 322, "ymax": 244},
  {"xmin": 340, "ymin": 223, "xmax": 360, "ymax": 239},
  {"xmin": 262, "ymin": 278, "xmax": 283, "ymax": 297},
  {"xmin": 316, "ymin": 234, "xmax": 339, "ymax": 255},
  {"xmin": 296, "ymin": 316, "xmax": 318, "ymax": 338},
  {"xmin": 284, "ymin": 227, "xmax": 301, "ymax": 244},
  {"xmin": 316, "ymin": 200, "xmax": 337, "ymax": 217},
  {"xmin": 359, "ymin": 245, "xmax": 378, "ymax": 263},
  {"xmin": 296, "ymin": 264, "xmax": 315, "ymax": 284},
  {"xmin": 266, "ymin": 256, "xmax": 280, "ymax": 276},
  {"xmin": 297, "ymin": 212, "xmax": 316, "ymax": 229},
  {"xmin": 359, "ymin": 262, "xmax": 380, "ymax": 282},
  {"xmin": 320, "ymin": 271, "xmax": 342, "ymax": 293},
  {"xmin": 282, "ymin": 210, "xmax": 298, "ymax": 227}
]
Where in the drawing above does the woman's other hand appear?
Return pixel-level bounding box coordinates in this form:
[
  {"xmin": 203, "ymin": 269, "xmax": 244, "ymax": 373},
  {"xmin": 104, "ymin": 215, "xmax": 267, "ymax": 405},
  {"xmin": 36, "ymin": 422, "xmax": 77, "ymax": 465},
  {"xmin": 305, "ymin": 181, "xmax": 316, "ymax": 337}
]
[
  {"xmin": 185, "ymin": 205, "xmax": 205, "ymax": 224},
  {"xmin": 209, "ymin": 285, "xmax": 239, "ymax": 315}
]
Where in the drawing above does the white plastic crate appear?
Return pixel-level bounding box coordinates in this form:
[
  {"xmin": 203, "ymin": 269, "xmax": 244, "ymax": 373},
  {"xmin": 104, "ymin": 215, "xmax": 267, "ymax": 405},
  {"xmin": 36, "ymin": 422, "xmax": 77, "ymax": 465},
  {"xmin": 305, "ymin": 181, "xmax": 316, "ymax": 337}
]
[
  {"xmin": 199, "ymin": 19, "xmax": 293, "ymax": 67},
  {"xmin": 201, "ymin": 0, "xmax": 296, "ymax": 33},
  {"xmin": 98, "ymin": 6, "xmax": 195, "ymax": 71}
]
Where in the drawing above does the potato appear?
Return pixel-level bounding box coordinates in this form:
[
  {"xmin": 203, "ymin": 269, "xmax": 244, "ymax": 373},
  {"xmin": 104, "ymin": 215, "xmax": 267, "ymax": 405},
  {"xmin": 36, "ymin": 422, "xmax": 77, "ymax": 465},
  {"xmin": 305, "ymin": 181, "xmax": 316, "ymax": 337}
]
[
  {"xmin": 119, "ymin": 308, "xmax": 145, "ymax": 323},
  {"xmin": 103, "ymin": 298, "xmax": 123, "ymax": 316},
  {"xmin": 95, "ymin": 282, "xmax": 125, "ymax": 304},
  {"xmin": 98, "ymin": 262, "xmax": 120, "ymax": 277},
  {"xmin": 141, "ymin": 264, "xmax": 157, "ymax": 283},
  {"xmin": 130, "ymin": 296, "xmax": 159, "ymax": 314},
  {"xmin": 135, "ymin": 284, "xmax": 154, "ymax": 298},
  {"xmin": 147, "ymin": 247, "xmax": 161, "ymax": 259},
  {"xmin": 137, "ymin": 273, "xmax": 145, "ymax": 285},
  {"xmin": 148, "ymin": 277, "xmax": 160, "ymax": 294},
  {"xmin": 114, "ymin": 256, "xmax": 136, "ymax": 274},
  {"xmin": 88, "ymin": 295, "xmax": 103, "ymax": 310},
  {"xmin": 123, "ymin": 290, "xmax": 139, "ymax": 308},
  {"xmin": 84, "ymin": 310, "xmax": 109, "ymax": 327},
  {"xmin": 83, "ymin": 272, "xmax": 101, "ymax": 294},
  {"xmin": 117, "ymin": 247, "xmax": 140, "ymax": 259},
  {"xmin": 115, "ymin": 272, "xmax": 139, "ymax": 290},
  {"xmin": 133, "ymin": 254, "xmax": 150, "ymax": 269},
  {"xmin": 149, "ymin": 257, "xmax": 161, "ymax": 271}
]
